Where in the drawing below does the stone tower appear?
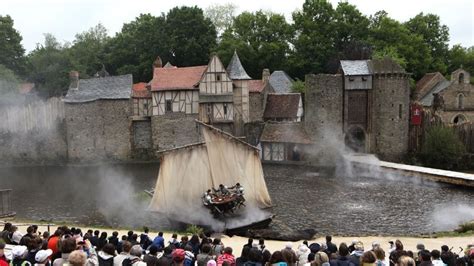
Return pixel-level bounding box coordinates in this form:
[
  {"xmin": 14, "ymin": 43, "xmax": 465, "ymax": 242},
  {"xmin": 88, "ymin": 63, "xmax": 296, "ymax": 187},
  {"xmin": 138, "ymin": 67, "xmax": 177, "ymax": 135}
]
[
  {"xmin": 227, "ymin": 51, "xmax": 251, "ymax": 136},
  {"xmin": 369, "ymin": 58, "xmax": 410, "ymax": 161},
  {"xmin": 304, "ymin": 74, "xmax": 344, "ymax": 163}
]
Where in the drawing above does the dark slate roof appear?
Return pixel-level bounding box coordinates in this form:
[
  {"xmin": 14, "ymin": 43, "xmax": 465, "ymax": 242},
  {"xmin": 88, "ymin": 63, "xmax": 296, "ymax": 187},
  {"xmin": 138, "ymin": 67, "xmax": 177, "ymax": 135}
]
[
  {"xmin": 260, "ymin": 122, "xmax": 313, "ymax": 144},
  {"xmin": 269, "ymin": 71, "xmax": 294, "ymax": 93},
  {"xmin": 226, "ymin": 51, "xmax": 251, "ymax": 80},
  {"xmin": 264, "ymin": 93, "xmax": 301, "ymax": 119},
  {"xmin": 64, "ymin": 74, "xmax": 132, "ymax": 103},
  {"xmin": 340, "ymin": 60, "xmax": 371, "ymax": 76},
  {"xmin": 420, "ymin": 80, "xmax": 451, "ymax": 106},
  {"xmin": 368, "ymin": 57, "xmax": 406, "ymax": 74}
]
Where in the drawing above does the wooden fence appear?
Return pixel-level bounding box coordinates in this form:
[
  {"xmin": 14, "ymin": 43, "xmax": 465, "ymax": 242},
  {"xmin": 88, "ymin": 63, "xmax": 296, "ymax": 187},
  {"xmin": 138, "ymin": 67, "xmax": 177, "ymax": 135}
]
[{"xmin": 409, "ymin": 110, "xmax": 474, "ymax": 153}]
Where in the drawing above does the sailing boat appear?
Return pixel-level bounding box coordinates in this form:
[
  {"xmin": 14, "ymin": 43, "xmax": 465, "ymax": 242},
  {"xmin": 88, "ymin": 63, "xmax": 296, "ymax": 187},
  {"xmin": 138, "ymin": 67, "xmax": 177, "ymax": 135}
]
[{"xmin": 148, "ymin": 121, "xmax": 273, "ymax": 233}]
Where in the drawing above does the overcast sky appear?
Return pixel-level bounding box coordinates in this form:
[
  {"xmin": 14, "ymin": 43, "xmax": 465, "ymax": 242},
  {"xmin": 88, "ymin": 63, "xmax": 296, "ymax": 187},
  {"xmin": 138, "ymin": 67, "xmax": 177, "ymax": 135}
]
[{"xmin": 3, "ymin": 0, "xmax": 473, "ymax": 52}]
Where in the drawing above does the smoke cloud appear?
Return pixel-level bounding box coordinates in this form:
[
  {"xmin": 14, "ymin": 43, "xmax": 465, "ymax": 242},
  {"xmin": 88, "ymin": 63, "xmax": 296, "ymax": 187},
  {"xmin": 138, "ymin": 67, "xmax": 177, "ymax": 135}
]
[{"xmin": 431, "ymin": 204, "xmax": 474, "ymax": 231}]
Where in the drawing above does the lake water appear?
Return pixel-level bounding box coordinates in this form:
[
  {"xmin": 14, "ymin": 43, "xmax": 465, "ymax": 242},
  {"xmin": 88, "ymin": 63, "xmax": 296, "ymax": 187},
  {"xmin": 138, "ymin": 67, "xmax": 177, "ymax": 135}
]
[{"xmin": 0, "ymin": 163, "xmax": 473, "ymax": 235}]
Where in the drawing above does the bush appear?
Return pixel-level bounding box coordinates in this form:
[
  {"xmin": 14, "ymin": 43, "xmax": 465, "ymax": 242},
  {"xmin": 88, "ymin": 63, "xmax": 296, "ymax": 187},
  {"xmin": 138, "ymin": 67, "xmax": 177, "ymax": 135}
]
[
  {"xmin": 419, "ymin": 125, "xmax": 465, "ymax": 170},
  {"xmin": 185, "ymin": 224, "xmax": 204, "ymax": 235}
]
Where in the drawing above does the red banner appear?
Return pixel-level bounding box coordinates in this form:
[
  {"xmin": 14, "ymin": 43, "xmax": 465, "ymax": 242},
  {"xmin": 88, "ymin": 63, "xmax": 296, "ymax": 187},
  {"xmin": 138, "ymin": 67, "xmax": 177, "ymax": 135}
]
[{"xmin": 411, "ymin": 104, "xmax": 422, "ymax": 125}]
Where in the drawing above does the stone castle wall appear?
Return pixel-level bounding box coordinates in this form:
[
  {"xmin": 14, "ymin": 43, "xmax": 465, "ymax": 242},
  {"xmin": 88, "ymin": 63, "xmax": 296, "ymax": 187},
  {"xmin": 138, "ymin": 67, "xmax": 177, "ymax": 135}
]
[
  {"xmin": 151, "ymin": 112, "xmax": 200, "ymax": 152},
  {"xmin": 249, "ymin": 92, "xmax": 265, "ymax": 122},
  {"xmin": 372, "ymin": 74, "xmax": 410, "ymax": 161},
  {"xmin": 65, "ymin": 100, "xmax": 131, "ymax": 162},
  {"xmin": 305, "ymin": 74, "xmax": 344, "ymax": 164},
  {"xmin": 131, "ymin": 120, "xmax": 154, "ymax": 160}
]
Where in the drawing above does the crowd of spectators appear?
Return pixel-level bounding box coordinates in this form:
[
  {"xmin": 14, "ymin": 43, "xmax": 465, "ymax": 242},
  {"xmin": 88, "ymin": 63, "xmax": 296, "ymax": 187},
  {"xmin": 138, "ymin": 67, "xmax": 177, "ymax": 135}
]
[{"xmin": 0, "ymin": 223, "xmax": 473, "ymax": 266}]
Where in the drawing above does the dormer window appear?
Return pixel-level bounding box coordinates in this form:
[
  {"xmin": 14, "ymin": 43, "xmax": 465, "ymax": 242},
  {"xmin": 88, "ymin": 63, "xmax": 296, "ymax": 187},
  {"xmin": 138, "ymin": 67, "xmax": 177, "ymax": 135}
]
[{"xmin": 459, "ymin": 73, "xmax": 464, "ymax": 84}]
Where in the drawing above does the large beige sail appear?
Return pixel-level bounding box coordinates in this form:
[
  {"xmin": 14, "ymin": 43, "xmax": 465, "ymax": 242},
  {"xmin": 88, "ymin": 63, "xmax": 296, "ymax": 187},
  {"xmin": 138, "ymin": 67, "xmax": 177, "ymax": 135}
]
[
  {"xmin": 148, "ymin": 123, "xmax": 272, "ymax": 228},
  {"xmin": 202, "ymin": 126, "xmax": 272, "ymax": 208}
]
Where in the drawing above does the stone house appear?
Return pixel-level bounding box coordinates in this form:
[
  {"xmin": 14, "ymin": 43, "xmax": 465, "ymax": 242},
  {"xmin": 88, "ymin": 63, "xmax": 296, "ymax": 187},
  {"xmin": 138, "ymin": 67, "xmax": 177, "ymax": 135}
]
[
  {"xmin": 305, "ymin": 58, "xmax": 410, "ymax": 161},
  {"xmin": 64, "ymin": 71, "xmax": 132, "ymax": 162},
  {"xmin": 415, "ymin": 68, "xmax": 473, "ymax": 124},
  {"xmin": 260, "ymin": 122, "xmax": 312, "ymax": 162},
  {"xmin": 263, "ymin": 93, "xmax": 303, "ymax": 122}
]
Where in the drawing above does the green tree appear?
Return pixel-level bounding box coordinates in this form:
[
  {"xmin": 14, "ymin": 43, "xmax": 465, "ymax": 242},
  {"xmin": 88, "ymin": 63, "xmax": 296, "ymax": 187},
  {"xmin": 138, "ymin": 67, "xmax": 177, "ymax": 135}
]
[
  {"xmin": 165, "ymin": 6, "xmax": 217, "ymax": 67},
  {"xmin": 69, "ymin": 23, "xmax": 109, "ymax": 77},
  {"xmin": 333, "ymin": 2, "xmax": 370, "ymax": 52},
  {"xmin": 405, "ymin": 13, "xmax": 450, "ymax": 74},
  {"xmin": 290, "ymin": 0, "xmax": 336, "ymax": 78},
  {"xmin": 420, "ymin": 125, "xmax": 465, "ymax": 170},
  {"xmin": 448, "ymin": 45, "xmax": 474, "ymax": 80},
  {"xmin": 217, "ymin": 10, "xmax": 292, "ymax": 78},
  {"xmin": 368, "ymin": 11, "xmax": 431, "ymax": 79},
  {"xmin": 291, "ymin": 79, "xmax": 305, "ymax": 93},
  {"xmin": 0, "ymin": 15, "xmax": 26, "ymax": 76},
  {"xmin": 27, "ymin": 34, "xmax": 73, "ymax": 97},
  {"xmin": 0, "ymin": 64, "xmax": 20, "ymax": 95},
  {"xmin": 104, "ymin": 14, "xmax": 168, "ymax": 82},
  {"xmin": 205, "ymin": 3, "xmax": 237, "ymax": 38}
]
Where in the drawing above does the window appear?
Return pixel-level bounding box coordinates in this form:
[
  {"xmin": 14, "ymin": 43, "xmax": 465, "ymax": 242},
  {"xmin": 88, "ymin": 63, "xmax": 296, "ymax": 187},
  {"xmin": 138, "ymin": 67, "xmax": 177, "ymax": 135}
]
[
  {"xmin": 349, "ymin": 77, "xmax": 355, "ymax": 81},
  {"xmin": 398, "ymin": 104, "xmax": 403, "ymax": 119},
  {"xmin": 459, "ymin": 73, "xmax": 465, "ymax": 84},
  {"xmin": 143, "ymin": 102, "xmax": 149, "ymax": 115},
  {"xmin": 458, "ymin": 94, "xmax": 464, "ymax": 109},
  {"xmin": 165, "ymin": 100, "xmax": 172, "ymax": 112},
  {"xmin": 223, "ymin": 104, "xmax": 228, "ymax": 116},
  {"xmin": 216, "ymin": 73, "xmax": 221, "ymax": 81},
  {"xmin": 362, "ymin": 76, "xmax": 368, "ymax": 81}
]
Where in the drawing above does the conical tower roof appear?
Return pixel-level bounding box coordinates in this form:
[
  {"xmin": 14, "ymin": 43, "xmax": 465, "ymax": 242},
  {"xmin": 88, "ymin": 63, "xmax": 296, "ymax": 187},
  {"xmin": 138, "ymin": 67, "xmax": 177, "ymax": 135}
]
[{"xmin": 226, "ymin": 51, "xmax": 251, "ymax": 80}]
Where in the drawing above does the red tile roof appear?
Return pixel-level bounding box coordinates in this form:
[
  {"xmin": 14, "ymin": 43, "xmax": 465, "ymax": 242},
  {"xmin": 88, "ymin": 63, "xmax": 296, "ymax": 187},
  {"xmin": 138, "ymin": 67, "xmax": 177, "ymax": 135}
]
[
  {"xmin": 248, "ymin": 80, "xmax": 266, "ymax": 93},
  {"xmin": 264, "ymin": 93, "xmax": 301, "ymax": 119},
  {"xmin": 150, "ymin": 66, "xmax": 207, "ymax": 91},
  {"xmin": 132, "ymin": 82, "xmax": 151, "ymax": 98}
]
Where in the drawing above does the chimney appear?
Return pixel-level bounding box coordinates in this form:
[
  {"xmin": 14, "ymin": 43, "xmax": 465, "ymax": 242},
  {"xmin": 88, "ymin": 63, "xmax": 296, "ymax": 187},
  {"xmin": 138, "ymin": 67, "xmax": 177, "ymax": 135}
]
[
  {"xmin": 262, "ymin": 68, "xmax": 270, "ymax": 84},
  {"xmin": 153, "ymin": 56, "xmax": 162, "ymax": 69},
  {"xmin": 69, "ymin": 71, "xmax": 79, "ymax": 89}
]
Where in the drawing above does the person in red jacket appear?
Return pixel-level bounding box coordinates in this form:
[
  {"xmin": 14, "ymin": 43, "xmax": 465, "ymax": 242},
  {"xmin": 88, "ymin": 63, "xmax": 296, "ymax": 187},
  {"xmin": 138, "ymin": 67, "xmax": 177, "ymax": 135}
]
[
  {"xmin": 0, "ymin": 242, "xmax": 8, "ymax": 264},
  {"xmin": 217, "ymin": 247, "xmax": 236, "ymax": 266},
  {"xmin": 47, "ymin": 229, "xmax": 62, "ymax": 256}
]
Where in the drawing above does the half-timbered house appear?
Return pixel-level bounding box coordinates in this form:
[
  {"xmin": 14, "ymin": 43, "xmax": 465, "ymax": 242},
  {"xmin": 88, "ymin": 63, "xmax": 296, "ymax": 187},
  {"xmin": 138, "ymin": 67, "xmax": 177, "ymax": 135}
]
[
  {"xmin": 132, "ymin": 82, "xmax": 151, "ymax": 117},
  {"xmin": 198, "ymin": 54, "xmax": 235, "ymax": 133}
]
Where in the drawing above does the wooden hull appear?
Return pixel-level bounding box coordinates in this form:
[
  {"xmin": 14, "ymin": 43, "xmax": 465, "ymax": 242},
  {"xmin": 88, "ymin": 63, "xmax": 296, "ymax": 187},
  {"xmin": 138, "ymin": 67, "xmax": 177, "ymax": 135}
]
[
  {"xmin": 167, "ymin": 213, "xmax": 274, "ymax": 236},
  {"xmin": 224, "ymin": 215, "xmax": 273, "ymax": 236}
]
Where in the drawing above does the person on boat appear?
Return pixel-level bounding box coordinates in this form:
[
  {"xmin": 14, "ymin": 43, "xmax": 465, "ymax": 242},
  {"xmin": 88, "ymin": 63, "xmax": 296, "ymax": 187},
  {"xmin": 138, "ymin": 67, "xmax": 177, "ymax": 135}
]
[
  {"xmin": 202, "ymin": 190, "xmax": 213, "ymax": 205},
  {"xmin": 229, "ymin": 183, "xmax": 244, "ymax": 195},
  {"xmin": 213, "ymin": 184, "xmax": 230, "ymax": 196}
]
